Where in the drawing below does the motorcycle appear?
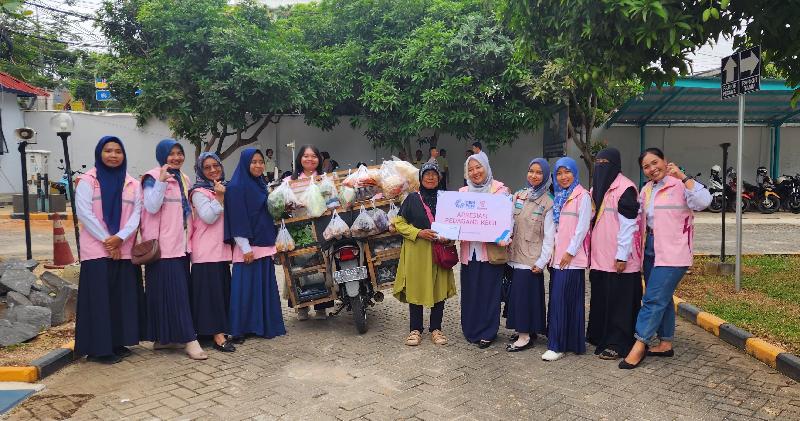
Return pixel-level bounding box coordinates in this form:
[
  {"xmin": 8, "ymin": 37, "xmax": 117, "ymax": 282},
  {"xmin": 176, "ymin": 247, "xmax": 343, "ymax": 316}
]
[
  {"xmin": 707, "ymin": 165, "xmax": 727, "ymax": 213},
  {"xmin": 775, "ymin": 173, "xmax": 800, "ymax": 214},
  {"xmin": 754, "ymin": 166, "xmax": 781, "ymax": 214},
  {"xmin": 327, "ymin": 238, "xmax": 383, "ymax": 334},
  {"xmin": 50, "ymin": 159, "xmax": 87, "ymax": 200},
  {"xmin": 726, "ymin": 167, "xmax": 754, "ymax": 213}
]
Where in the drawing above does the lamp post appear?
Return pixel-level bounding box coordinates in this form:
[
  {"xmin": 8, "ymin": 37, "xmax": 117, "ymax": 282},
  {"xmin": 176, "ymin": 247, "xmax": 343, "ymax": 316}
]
[
  {"xmin": 50, "ymin": 112, "xmax": 80, "ymax": 256},
  {"xmin": 17, "ymin": 140, "xmax": 33, "ymax": 260}
]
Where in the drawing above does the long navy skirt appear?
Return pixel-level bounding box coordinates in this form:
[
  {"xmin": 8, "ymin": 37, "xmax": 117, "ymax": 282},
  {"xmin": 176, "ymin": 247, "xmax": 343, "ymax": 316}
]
[
  {"xmin": 547, "ymin": 268, "xmax": 586, "ymax": 354},
  {"xmin": 586, "ymin": 270, "xmax": 642, "ymax": 356},
  {"xmin": 229, "ymin": 256, "xmax": 286, "ymax": 338},
  {"xmin": 460, "ymin": 259, "xmax": 504, "ymax": 343},
  {"xmin": 75, "ymin": 258, "xmax": 141, "ymax": 357},
  {"xmin": 144, "ymin": 256, "xmax": 196, "ymax": 344},
  {"xmin": 506, "ymin": 268, "xmax": 547, "ymax": 335},
  {"xmin": 190, "ymin": 261, "xmax": 231, "ymax": 335}
]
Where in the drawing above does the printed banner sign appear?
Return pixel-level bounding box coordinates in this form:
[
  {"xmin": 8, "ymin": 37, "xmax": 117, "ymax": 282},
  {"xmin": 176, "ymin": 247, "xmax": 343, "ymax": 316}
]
[{"xmin": 434, "ymin": 191, "xmax": 512, "ymax": 242}]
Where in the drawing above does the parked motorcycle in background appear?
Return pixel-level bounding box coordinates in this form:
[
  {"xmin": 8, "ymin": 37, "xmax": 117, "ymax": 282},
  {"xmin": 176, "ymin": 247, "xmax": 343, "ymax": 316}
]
[
  {"xmin": 754, "ymin": 166, "xmax": 781, "ymax": 214},
  {"xmin": 726, "ymin": 167, "xmax": 754, "ymax": 213},
  {"xmin": 775, "ymin": 173, "xmax": 800, "ymax": 214}
]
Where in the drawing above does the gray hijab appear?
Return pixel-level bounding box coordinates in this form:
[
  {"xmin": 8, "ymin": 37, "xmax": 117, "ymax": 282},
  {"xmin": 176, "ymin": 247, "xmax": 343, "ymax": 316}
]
[{"xmin": 464, "ymin": 152, "xmax": 493, "ymax": 193}]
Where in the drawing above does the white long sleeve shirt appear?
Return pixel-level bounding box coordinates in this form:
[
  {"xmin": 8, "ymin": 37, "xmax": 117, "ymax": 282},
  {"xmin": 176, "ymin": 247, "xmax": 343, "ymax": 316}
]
[
  {"xmin": 616, "ymin": 214, "xmax": 637, "ymax": 261},
  {"xmin": 75, "ymin": 180, "xmax": 141, "ymax": 242},
  {"xmin": 191, "ymin": 191, "xmax": 223, "ymax": 225}
]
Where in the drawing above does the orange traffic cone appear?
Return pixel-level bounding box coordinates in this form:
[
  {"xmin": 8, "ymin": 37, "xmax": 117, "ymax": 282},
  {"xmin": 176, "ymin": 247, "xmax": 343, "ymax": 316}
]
[{"xmin": 44, "ymin": 213, "xmax": 76, "ymax": 269}]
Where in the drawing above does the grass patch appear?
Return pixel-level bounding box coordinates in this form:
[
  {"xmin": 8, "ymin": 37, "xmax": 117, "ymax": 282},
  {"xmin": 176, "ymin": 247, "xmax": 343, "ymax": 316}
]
[{"xmin": 678, "ymin": 255, "xmax": 800, "ymax": 353}]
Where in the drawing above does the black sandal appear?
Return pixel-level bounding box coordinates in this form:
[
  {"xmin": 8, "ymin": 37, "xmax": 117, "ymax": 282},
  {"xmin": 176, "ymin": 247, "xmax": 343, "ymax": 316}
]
[
  {"xmin": 478, "ymin": 339, "xmax": 493, "ymax": 349},
  {"xmin": 618, "ymin": 353, "xmax": 646, "ymax": 369},
  {"xmin": 598, "ymin": 349, "xmax": 621, "ymax": 360},
  {"xmin": 506, "ymin": 341, "xmax": 532, "ymax": 352}
]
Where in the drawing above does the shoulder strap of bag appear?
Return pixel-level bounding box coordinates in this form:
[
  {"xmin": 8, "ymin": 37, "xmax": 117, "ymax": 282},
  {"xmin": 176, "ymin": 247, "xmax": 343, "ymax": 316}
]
[{"xmin": 417, "ymin": 192, "xmax": 434, "ymax": 224}]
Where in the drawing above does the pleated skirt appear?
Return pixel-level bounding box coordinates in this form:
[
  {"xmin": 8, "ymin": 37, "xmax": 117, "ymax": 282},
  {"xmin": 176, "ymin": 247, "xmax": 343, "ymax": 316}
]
[
  {"xmin": 460, "ymin": 260, "xmax": 503, "ymax": 343},
  {"xmin": 190, "ymin": 261, "xmax": 231, "ymax": 335},
  {"xmin": 229, "ymin": 256, "xmax": 286, "ymax": 338},
  {"xmin": 586, "ymin": 269, "xmax": 642, "ymax": 356},
  {"xmin": 547, "ymin": 268, "xmax": 586, "ymax": 354},
  {"xmin": 75, "ymin": 258, "xmax": 142, "ymax": 357},
  {"xmin": 506, "ymin": 268, "xmax": 547, "ymax": 335},
  {"xmin": 144, "ymin": 256, "xmax": 196, "ymax": 344}
]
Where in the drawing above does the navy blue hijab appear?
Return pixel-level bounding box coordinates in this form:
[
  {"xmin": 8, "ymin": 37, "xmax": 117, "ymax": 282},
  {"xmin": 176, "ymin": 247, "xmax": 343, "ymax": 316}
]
[
  {"xmin": 94, "ymin": 136, "xmax": 127, "ymax": 234},
  {"xmin": 223, "ymin": 148, "xmax": 276, "ymax": 246}
]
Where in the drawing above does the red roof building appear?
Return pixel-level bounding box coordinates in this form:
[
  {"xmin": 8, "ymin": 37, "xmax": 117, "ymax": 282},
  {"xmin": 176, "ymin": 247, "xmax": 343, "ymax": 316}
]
[{"xmin": 0, "ymin": 71, "xmax": 49, "ymax": 97}]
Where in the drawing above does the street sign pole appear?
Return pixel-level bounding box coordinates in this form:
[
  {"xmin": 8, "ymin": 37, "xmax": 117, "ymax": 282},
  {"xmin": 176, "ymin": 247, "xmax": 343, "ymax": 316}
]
[{"xmin": 735, "ymin": 96, "xmax": 744, "ymax": 292}]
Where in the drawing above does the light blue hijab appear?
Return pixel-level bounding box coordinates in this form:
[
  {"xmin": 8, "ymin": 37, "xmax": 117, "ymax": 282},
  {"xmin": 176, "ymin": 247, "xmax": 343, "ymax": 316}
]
[{"xmin": 551, "ymin": 157, "xmax": 580, "ymax": 224}]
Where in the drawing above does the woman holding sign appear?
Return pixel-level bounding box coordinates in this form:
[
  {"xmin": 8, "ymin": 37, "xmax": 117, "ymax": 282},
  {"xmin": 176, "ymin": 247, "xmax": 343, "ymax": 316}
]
[
  {"xmin": 392, "ymin": 162, "xmax": 457, "ymax": 346},
  {"xmin": 542, "ymin": 157, "xmax": 591, "ymax": 362},
  {"xmin": 586, "ymin": 148, "xmax": 642, "ymax": 361},
  {"xmin": 619, "ymin": 148, "xmax": 711, "ymax": 369},
  {"xmin": 505, "ymin": 158, "xmax": 555, "ymax": 352},
  {"xmin": 459, "ymin": 153, "xmax": 510, "ymax": 348}
]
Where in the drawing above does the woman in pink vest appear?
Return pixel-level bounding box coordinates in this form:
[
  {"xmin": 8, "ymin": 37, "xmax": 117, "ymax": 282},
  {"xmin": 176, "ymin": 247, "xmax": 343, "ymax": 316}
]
[
  {"xmin": 224, "ymin": 148, "xmax": 285, "ymax": 340},
  {"xmin": 586, "ymin": 148, "xmax": 642, "ymax": 360},
  {"xmin": 284, "ymin": 145, "xmax": 332, "ymax": 320},
  {"xmin": 141, "ymin": 139, "xmax": 206, "ymax": 360},
  {"xmin": 189, "ymin": 152, "xmax": 235, "ymax": 353},
  {"xmin": 459, "ymin": 152, "xmax": 510, "ymax": 349},
  {"xmin": 620, "ymin": 147, "xmax": 711, "ymax": 369},
  {"xmin": 74, "ymin": 136, "xmax": 143, "ymax": 364},
  {"xmin": 505, "ymin": 158, "xmax": 555, "ymax": 352},
  {"xmin": 542, "ymin": 157, "xmax": 591, "ymax": 362}
]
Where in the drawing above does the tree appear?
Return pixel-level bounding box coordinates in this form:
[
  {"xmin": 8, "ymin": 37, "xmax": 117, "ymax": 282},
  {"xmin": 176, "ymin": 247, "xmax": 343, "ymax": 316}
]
[{"xmin": 98, "ymin": 0, "xmax": 333, "ymax": 159}]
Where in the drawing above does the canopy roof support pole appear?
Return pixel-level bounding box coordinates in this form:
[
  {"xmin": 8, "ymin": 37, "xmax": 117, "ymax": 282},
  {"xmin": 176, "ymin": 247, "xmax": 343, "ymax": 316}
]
[
  {"xmin": 773, "ymin": 124, "xmax": 781, "ymax": 179},
  {"xmin": 639, "ymin": 124, "xmax": 646, "ymax": 187}
]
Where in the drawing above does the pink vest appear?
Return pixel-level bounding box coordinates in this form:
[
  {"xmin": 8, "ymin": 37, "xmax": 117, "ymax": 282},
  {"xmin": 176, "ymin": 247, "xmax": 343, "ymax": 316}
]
[
  {"xmin": 189, "ymin": 188, "xmax": 232, "ymax": 263},
  {"xmin": 590, "ymin": 174, "xmax": 642, "ymax": 273},
  {"xmin": 639, "ymin": 175, "xmax": 694, "ymax": 267},
  {"xmin": 140, "ymin": 167, "xmax": 192, "ymax": 259},
  {"xmin": 76, "ymin": 169, "xmax": 140, "ymax": 261},
  {"xmin": 553, "ymin": 184, "xmax": 590, "ymax": 269},
  {"xmin": 458, "ymin": 180, "xmax": 510, "ymax": 264}
]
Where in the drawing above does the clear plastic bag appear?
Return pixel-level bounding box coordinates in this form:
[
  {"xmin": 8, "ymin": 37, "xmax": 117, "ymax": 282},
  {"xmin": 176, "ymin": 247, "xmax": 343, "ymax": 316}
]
[
  {"xmin": 275, "ymin": 220, "xmax": 296, "ymax": 252},
  {"xmin": 343, "ymin": 165, "xmax": 376, "ymax": 188},
  {"xmin": 319, "ymin": 173, "xmax": 340, "ymax": 208},
  {"xmin": 301, "ymin": 177, "xmax": 327, "ymax": 218},
  {"xmin": 378, "ymin": 160, "xmax": 408, "ymax": 199},
  {"xmin": 323, "ymin": 209, "xmax": 351, "ymax": 241},
  {"xmin": 370, "ymin": 202, "xmax": 390, "ymax": 234},
  {"xmin": 268, "ymin": 180, "xmax": 300, "ymax": 219},
  {"xmin": 350, "ymin": 205, "xmax": 377, "ymax": 238},
  {"xmin": 392, "ymin": 157, "xmax": 420, "ymax": 191},
  {"xmin": 387, "ymin": 201, "xmax": 399, "ymax": 232}
]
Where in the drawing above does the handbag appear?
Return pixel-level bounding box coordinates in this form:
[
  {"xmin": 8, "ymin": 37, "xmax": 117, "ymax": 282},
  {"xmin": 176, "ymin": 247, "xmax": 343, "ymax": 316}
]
[
  {"xmin": 418, "ymin": 193, "xmax": 458, "ymax": 269},
  {"xmin": 131, "ymin": 199, "xmax": 162, "ymax": 265},
  {"xmin": 486, "ymin": 243, "xmax": 509, "ymax": 265}
]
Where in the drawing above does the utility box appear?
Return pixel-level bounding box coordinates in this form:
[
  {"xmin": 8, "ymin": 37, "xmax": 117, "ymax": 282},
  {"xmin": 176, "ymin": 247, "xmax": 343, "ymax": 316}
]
[{"xmin": 12, "ymin": 194, "xmax": 66, "ymax": 213}]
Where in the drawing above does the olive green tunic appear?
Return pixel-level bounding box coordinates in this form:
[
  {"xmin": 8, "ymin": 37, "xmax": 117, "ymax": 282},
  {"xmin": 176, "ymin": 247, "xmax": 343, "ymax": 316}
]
[{"xmin": 392, "ymin": 216, "xmax": 457, "ymax": 307}]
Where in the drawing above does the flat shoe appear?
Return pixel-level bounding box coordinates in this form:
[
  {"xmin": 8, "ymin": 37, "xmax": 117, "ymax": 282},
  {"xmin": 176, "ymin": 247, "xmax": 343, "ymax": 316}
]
[
  {"xmin": 405, "ymin": 330, "xmax": 422, "ymax": 346},
  {"xmin": 213, "ymin": 341, "xmax": 236, "ymax": 353},
  {"xmin": 431, "ymin": 330, "xmax": 448, "ymax": 345},
  {"xmin": 506, "ymin": 341, "xmax": 532, "ymax": 352},
  {"xmin": 228, "ymin": 335, "xmax": 245, "ymax": 345},
  {"xmin": 87, "ymin": 354, "xmax": 122, "ymax": 364},
  {"xmin": 646, "ymin": 349, "xmax": 674, "ymax": 357},
  {"xmin": 619, "ymin": 353, "xmax": 646, "ymax": 369},
  {"xmin": 598, "ymin": 349, "xmax": 621, "ymax": 360},
  {"xmin": 477, "ymin": 340, "xmax": 493, "ymax": 349}
]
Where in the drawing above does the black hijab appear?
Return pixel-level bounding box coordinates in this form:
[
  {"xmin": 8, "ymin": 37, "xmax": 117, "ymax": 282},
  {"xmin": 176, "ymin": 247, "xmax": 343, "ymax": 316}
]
[
  {"xmin": 398, "ymin": 162, "xmax": 441, "ymax": 229},
  {"xmin": 593, "ymin": 147, "xmax": 638, "ymax": 221}
]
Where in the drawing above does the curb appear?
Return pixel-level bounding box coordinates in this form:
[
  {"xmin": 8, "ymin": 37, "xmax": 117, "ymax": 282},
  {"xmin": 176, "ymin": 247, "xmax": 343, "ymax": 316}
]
[
  {"xmin": 0, "ymin": 340, "xmax": 75, "ymax": 383},
  {"xmin": 0, "ymin": 213, "xmax": 73, "ymax": 221},
  {"xmin": 674, "ymin": 296, "xmax": 800, "ymax": 382}
]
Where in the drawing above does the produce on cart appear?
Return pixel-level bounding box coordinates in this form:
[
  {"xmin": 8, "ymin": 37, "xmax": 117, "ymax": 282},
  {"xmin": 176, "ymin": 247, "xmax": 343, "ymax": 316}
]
[{"xmin": 275, "ymin": 220, "xmax": 296, "ymax": 252}]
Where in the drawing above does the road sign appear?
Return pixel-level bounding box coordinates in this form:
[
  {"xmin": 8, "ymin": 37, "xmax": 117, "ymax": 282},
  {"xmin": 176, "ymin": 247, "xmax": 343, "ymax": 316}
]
[
  {"xmin": 720, "ymin": 46, "xmax": 760, "ymax": 100},
  {"xmin": 94, "ymin": 78, "xmax": 108, "ymax": 89},
  {"xmin": 95, "ymin": 90, "xmax": 112, "ymax": 101}
]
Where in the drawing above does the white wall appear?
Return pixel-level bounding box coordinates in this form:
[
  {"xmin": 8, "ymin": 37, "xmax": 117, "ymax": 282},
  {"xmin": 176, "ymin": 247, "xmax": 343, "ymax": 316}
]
[
  {"xmin": 8, "ymin": 110, "xmax": 800, "ymax": 195},
  {"xmin": 0, "ymin": 92, "xmax": 28, "ymax": 194}
]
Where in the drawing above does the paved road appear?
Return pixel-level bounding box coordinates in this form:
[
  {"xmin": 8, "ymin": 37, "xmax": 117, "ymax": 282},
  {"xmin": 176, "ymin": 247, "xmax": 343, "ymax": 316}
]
[{"xmin": 8, "ymin": 267, "xmax": 800, "ymax": 420}]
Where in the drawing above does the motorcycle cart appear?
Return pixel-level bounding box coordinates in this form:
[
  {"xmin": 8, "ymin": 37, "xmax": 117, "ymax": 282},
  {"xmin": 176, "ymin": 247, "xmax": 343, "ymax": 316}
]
[{"xmin": 274, "ymin": 168, "xmax": 403, "ymax": 333}]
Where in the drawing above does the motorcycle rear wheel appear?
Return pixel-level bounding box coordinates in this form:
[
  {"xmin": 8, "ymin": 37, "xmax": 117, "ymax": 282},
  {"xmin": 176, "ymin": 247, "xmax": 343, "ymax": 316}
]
[
  {"xmin": 351, "ymin": 293, "xmax": 368, "ymax": 334},
  {"xmin": 757, "ymin": 196, "xmax": 780, "ymax": 214},
  {"xmin": 787, "ymin": 197, "xmax": 800, "ymax": 214},
  {"xmin": 708, "ymin": 196, "xmax": 723, "ymax": 213}
]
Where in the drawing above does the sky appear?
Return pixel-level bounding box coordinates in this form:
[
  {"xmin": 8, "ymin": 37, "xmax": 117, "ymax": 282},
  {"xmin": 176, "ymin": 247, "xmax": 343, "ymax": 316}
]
[{"xmin": 39, "ymin": 0, "xmax": 734, "ymax": 73}]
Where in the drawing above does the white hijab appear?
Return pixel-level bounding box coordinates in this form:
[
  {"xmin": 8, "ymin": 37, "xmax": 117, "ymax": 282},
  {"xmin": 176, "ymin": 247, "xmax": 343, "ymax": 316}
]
[{"xmin": 464, "ymin": 152, "xmax": 493, "ymax": 193}]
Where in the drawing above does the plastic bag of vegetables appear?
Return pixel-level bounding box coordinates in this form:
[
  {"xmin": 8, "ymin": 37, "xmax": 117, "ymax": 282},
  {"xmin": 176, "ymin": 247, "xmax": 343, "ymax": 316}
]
[
  {"xmin": 369, "ymin": 201, "xmax": 390, "ymax": 233},
  {"xmin": 350, "ymin": 205, "xmax": 378, "ymax": 238},
  {"xmin": 319, "ymin": 173, "xmax": 340, "ymax": 208},
  {"xmin": 323, "ymin": 209, "xmax": 351, "ymax": 241},
  {"xmin": 392, "ymin": 157, "xmax": 420, "ymax": 191},
  {"xmin": 378, "ymin": 160, "xmax": 408, "ymax": 199},
  {"xmin": 342, "ymin": 165, "xmax": 377, "ymax": 188},
  {"xmin": 268, "ymin": 180, "xmax": 299, "ymax": 219},
  {"xmin": 301, "ymin": 177, "xmax": 327, "ymax": 218},
  {"xmin": 275, "ymin": 220, "xmax": 296, "ymax": 252},
  {"xmin": 387, "ymin": 201, "xmax": 400, "ymax": 232}
]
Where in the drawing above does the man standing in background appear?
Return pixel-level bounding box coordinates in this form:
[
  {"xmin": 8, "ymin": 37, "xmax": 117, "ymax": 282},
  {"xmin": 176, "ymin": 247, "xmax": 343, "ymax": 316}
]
[
  {"xmin": 412, "ymin": 149, "xmax": 425, "ymax": 168},
  {"xmin": 428, "ymin": 146, "xmax": 448, "ymax": 190},
  {"xmin": 265, "ymin": 148, "xmax": 277, "ymax": 181}
]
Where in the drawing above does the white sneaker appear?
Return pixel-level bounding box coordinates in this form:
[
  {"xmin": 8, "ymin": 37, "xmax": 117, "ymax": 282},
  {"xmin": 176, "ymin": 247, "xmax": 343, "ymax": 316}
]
[
  {"xmin": 296, "ymin": 307, "xmax": 310, "ymax": 321},
  {"xmin": 541, "ymin": 350, "xmax": 565, "ymax": 361}
]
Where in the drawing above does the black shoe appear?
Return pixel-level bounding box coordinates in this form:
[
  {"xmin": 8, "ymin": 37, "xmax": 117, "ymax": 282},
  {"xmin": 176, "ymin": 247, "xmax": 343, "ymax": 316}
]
[
  {"xmin": 506, "ymin": 341, "xmax": 533, "ymax": 352},
  {"xmin": 477, "ymin": 339, "xmax": 493, "ymax": 349},
  {"xmin": 646, "ymin": 349, "xmax": 674, "ymax": 357},
  {"xmin": 508, "ymin": 334, "xmax": 519, "ymax": 343},
  {"xmin": 213, "ymin": 341, "xmax": 236, "ymax": 353},
  {"xmin": 228, "ymin": 335, "xmax": 245, "ymax": 345},
  {"xmin": 113, "ymin": 346, "xmax": 132, "ymax": 358},
  {"xmin": 618, "ymin": 353, "xmax": 646, "ymax": 369},
  {"xmin": 87, "ymin": 354, "xmax": 122, "ymax": 365}
]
